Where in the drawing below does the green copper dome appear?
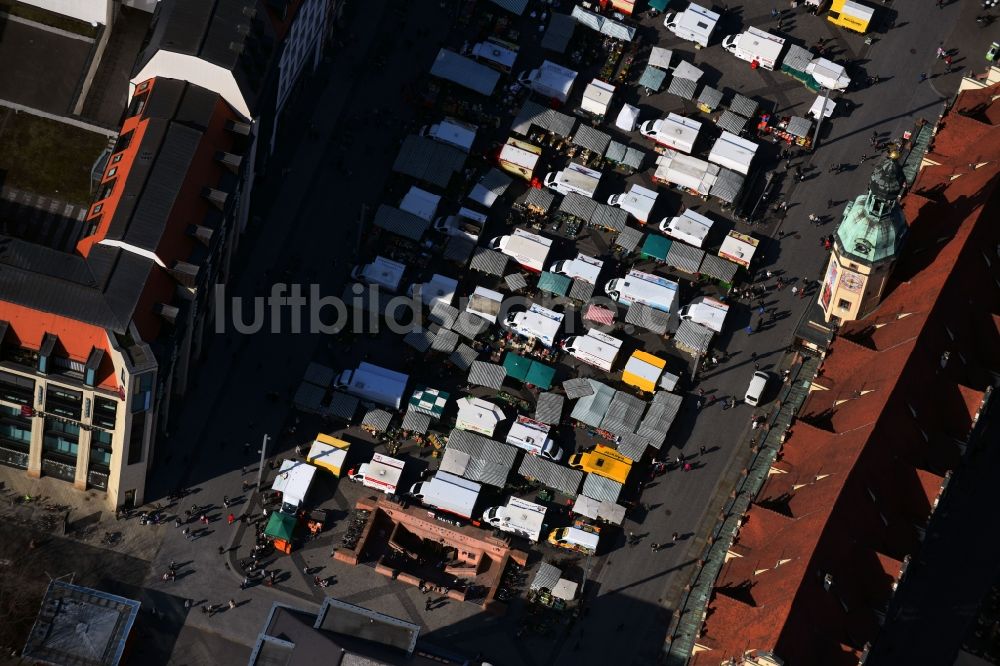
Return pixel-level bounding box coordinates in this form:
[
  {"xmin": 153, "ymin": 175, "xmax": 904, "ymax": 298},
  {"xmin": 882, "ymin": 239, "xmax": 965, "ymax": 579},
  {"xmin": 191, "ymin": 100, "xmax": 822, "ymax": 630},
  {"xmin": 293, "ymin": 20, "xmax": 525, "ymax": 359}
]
[{"xmin": 835, "ymin": 157, "xmax": 908, "ymax": 265}]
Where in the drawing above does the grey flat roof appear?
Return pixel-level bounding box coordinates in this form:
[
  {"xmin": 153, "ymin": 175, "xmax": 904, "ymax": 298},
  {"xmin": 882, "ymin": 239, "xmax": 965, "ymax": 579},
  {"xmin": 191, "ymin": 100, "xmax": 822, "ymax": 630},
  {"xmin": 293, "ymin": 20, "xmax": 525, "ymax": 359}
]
[
  {"xmin": 535, "ymin": 392, "xmax": 565, "ymax": 424},
  {"xmin": 518, "ymin": 454, "xmax": 583, "ymax": 496},
  {"xmin": 392, "ymin": 135, "xmax": 467, "ymax": 188},
  {"xmin": 625, "ymin": 303, "xmax": 670, "ymax": 335},
  {"xmin": 699, "ymin": 253, "xmax": 739, "ymax": 282},
  {"xmin": 615, "ymin": 226, "xmax": 644, "ymax": 253},
  {"xmin": 541, "ymin": 13, "xmax": 576, "ymax": 52},
  {"xmin": 582, "ymin": 472, "xmax": 623, "ymax": 503},
  {"xmin": 372, "ymin": 204, "xmax": 431, "ymax": 242},
  {"xmin": 429, "ymin": 49, "xmax": 501, "ymax": 96},
  {"xmin": 469, "ymin": 248, "xmax": 508, "ymax": 276},
  {"xmin": 665, "ymin": 241, "xmax": 705, "ymax": 274}
]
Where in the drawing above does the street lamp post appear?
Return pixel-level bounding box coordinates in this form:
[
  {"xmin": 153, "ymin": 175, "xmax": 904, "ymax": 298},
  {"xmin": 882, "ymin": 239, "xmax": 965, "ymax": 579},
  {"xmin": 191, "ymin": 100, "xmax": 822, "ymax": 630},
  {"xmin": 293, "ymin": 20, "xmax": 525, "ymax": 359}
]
[
  {"xmin": 812, "ymin": 84, "xmax": 833, "ymax": 151},
  {"xmin": 256, "ymin": 433, "xmax": 271, "ymax": 492}
]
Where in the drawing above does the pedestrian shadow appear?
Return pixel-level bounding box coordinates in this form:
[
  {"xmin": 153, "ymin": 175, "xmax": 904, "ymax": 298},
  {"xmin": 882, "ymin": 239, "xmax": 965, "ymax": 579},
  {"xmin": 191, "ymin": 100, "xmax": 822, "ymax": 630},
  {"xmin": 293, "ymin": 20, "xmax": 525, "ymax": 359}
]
[{"xmin": 176, "ymin": 569, "xmax": 196, "ymax": 580}]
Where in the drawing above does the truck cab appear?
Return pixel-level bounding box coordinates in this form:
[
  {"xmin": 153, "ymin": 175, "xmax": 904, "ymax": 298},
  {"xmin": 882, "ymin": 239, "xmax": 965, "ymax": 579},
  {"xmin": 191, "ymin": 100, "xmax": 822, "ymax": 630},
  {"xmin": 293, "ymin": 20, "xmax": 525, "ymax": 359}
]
[{"xmin": 568, "ymin": 445, "xmax": 633, "ymax": 484}]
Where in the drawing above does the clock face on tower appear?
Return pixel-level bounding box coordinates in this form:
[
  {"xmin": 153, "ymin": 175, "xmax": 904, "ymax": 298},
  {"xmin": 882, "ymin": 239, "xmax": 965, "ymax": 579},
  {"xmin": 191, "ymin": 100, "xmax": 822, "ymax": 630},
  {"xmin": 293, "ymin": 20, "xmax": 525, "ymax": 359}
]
[
  {"xmin": 854, "ymin": 238, "xmax": 873, "ymax": 255},
  {"xmin": 841, "ymin": 273, "xmax": 864, "ymax": 292}
]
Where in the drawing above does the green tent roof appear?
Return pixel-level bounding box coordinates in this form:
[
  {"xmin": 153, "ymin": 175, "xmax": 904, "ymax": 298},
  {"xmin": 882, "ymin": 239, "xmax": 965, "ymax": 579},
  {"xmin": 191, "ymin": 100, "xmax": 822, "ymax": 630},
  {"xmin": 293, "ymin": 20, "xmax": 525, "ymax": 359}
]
[
  {"xmin": 504, "ymin": 353, "xmax": 555, "ymax": 389},
  {"xmin": 537, "ymin": 271, "xmax": 571, "ymax": 296},
  {"xmin": 642, "ymin": 235, "xmax": 671, "ymax": 261},
  {"xmin": 265, "ymin": 511, "xmax": 297, "ymax": 542}
]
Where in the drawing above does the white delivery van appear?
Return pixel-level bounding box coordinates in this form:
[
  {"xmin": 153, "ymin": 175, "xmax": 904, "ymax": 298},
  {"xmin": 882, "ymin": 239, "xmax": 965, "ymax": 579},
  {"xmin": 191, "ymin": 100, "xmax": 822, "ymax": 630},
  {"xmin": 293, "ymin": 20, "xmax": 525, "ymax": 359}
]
[
  {"xmin": 506, "ymin": 415, "xmax": 562, "ymax": 460},
  {"xmin": 488, "ymin": 229, "xmax": 552, "ymax": 273},
  {"xmin": 549, "ymin": 253, "xmax": 604, "ymax": 285},
  {"xmin": 349, "ymin": 453, "xmax": 405, "ymax": 494},
  {"xmin": 722, "ymin": 27, "xmax": 787, "ymax": 70},
  {"xmin": 334, "ymin": 362, "xmax": 409, "ymax": 410},
  {"xmin": 518, "ymin": 60, "xmax": 578, "ymax": 103},
  {"xmin": 420, "ymin": 117, "xmax": 478, "ymax": 152},
  {"xmin": 745, "ymin": 371, "xmax": 770, "ymax": 407},
  {"xmin": 581, "ymin": 79, "xmax": 615, "ymax": 117},
  {"xmin": 408, "ymin": 471, "xmax": 481, "ymax": 519},
  {"xmin": 433, "ymin": 207, "xmax": 486, "ymax": 242},
  {"xmin": 543, "ymin": 163, "xmax": 603, "ymax": 198},
  {"xmin": 659, "ymin": 208, "xmax": 715, "ymax": 248},
  {"xmin": 607, "ymin": 184, "xmax": 659, "ymax": 224},
  {"xmin": 547, "ymin": 525, "xmax": 600, "ymax": 554},
  {"xmin": 351, "ymin": 256, "xmax": 406, "ymax": 292},
  {"xmin": 471, "ymin": 37, "xmax": 519, "ymax": 72},
  {"xmin": 561, "ymin": 329, "xmax": 623, "ymax": 372},
  {"xmin": 605, "ymin": 269, "xmax": 679, "ymax": 313},
  {"xmin": 409, "ymin": 274, "xmax": 458, "ymax": 309},
  {"xmin": 483, "ymin": 497, "xmax": 547, "ymax": 542},
  {"xmin": 664, "ymin": 3, "xmax": 720, "ymax": 48},
  {"xmin": 640, "ymin": 113, "xmax": 703, "ymax": 154},
  {"xmin": 504, "ymin": 303, "xmax": 564, "ymax": 347},
  {"xmin": 678, "ymin": 296, "xmax": 730, "ymax": 333},
  {"xmin": 708, "ymin": 132, "xmax": 759, "ymax": 176}
]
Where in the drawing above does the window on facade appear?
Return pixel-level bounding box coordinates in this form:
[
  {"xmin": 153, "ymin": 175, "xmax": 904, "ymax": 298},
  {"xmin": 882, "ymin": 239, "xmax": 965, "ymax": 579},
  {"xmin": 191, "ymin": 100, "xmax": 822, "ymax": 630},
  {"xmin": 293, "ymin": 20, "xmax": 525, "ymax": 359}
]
[
  {"xmin": 131, "ymin": 373, "xmax": 153, "ymax": 414},
  {"xmin": 0, "ymin": 404, "xmax": 32, "ymax": 450},
  {"xmin": 45, "ymin": 387, "xmax": 82, "ymax": 420},
  {"xmin": 90, "ymin": 203, "xmax": 103, "ymax": 217},
  {"xmin": 93, "ymin": 397, "xmax": 117, "ymax": 430},
  {"xmin": 127, "ymin": 410, "xmax": 146, "ymax": 465},
  {"xmin": 837, "ymin": 299, "xmax": 851, "ymax": 310},
  {"xmin": 113, "ymin": 130, "xmax": 134, "ymax": 153},
  {"xmin": 106, "ymin": 167, "xmax": 118, "ymax": 179},
  {"xmin": 98, "ymin": 180, "xmax": 115, "ymax": 201},
  {"xmin": 0, "ymin": 370, "xmax": 34, "ymax": 405},
  {"xmin": 90, "ymin": 429, "xmax": 113, "ymax": 468},
  {"xmin": 43, "ymin": 419, "xmax": 79, "ymax": 458},
  {"xmin": 112, "ymin": 153, "xmax": 123, "ymax": 164},
  {"xmin": 127, "ymin": 93, "xmax": 147, "ymax": 118}
]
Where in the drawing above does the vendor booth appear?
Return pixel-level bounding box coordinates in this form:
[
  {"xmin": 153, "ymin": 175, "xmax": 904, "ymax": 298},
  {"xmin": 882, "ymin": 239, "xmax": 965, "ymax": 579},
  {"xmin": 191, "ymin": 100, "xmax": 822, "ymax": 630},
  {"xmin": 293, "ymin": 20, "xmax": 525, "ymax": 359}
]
[
  {"xmin": 718, "ymin": 231, "xmax": 759, "ymax": 268},
  {"xmin": 307, "ymin": 434, "xmax": 350, "ymax": 477},
  {"xmin": 264, "ymin": 511, "xmax": 298, "ymax": 554},
  {"xmin": 272, "ymin": 460, "xmax": 318, "ymax": 514}
]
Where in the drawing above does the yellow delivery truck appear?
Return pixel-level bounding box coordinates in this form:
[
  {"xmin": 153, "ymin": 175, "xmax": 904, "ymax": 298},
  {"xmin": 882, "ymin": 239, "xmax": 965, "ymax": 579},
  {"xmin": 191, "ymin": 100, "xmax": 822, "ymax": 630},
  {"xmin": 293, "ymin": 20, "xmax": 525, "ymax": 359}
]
[
  {"xmin": 622, "ymin": 350, "xmax": 667, "ymax": 392},
  {"xmin": 568, "ymin": 445, "xmax": 633, "ymax": 483},
  {"xmin": 306, "ymin": 433, "xmax": 351, "ymax": 477},
  {"xmin": 826, "ymin": 0, "xmax": 874, "ymax": 34}
]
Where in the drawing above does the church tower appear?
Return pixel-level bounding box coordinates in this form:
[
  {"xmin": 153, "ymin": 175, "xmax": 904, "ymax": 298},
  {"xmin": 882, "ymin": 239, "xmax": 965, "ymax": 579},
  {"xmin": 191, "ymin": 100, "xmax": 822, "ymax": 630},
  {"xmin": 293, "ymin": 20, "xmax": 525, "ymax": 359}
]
[{"xmin": 819, "ymin": 156, "xmax": 908, "ymax": 323}]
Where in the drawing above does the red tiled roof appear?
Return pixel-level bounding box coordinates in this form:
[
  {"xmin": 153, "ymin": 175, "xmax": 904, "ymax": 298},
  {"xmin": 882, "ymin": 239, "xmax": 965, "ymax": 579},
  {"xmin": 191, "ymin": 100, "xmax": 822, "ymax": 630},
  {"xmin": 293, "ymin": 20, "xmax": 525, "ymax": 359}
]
[{"xmin": 693, "ymin": 82, "xmax": 1000, "ymax": 666}]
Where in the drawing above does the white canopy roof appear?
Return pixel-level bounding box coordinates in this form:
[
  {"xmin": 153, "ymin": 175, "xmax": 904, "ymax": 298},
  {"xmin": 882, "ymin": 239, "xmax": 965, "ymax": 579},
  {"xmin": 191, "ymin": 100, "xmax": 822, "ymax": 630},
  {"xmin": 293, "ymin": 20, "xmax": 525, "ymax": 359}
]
[
  {"xmin": 647, "ymin": 46, "xmax": 672, "ymax": 70},
  {"xmin": 399, "ymin": 186, "xmax": 441, "ymax": 221},
  {"xmin": 616, "ymin": 103, "xmax": 640, "ymax": 131},
  {"xmin": 810, "ymin": 94, "xmax": 836, "ymax": 119},
  {"xmin": 806, "ymin": 58, "xmax": 851, "ymax": 90},
  {"xmin": 272, "ymin": 459, "xmax": 317, "ymax": 506},
  {"xmin": 455, "ymin": 396, "xmax": 506, "ymax": 436}
]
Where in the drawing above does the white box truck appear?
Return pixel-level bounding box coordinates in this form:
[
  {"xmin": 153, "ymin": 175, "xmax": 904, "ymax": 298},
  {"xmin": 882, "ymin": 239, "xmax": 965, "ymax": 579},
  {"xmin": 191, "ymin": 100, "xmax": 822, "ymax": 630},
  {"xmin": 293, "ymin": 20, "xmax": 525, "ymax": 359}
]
[
  {"xmin": 640, "ymin": 113, "xmax": 702, "ymax": 154},
  {"xmin": 351, "ymin": 256, "xmax": 406, "ymax": 292},
  {"xmin": 664, "ymin": 3, "xmax": 720, "ymax": 48},
  {"xmin": 549, "ymin": 253, "xmax": 603, "ymax": 285},
  {"xmin": 605, "ymin": 269, "xmax": 679, "ymax": 313},
  {"xmin": 607, "ymin": 184, "xmax": 659, "ymax": 224},
  {"xmin": 433, "ymin": 207, "xmax": 486, "ymax": 243},
  {"xmin": 349, "ymin": 453, "xmax": 405, "ymax": 494},
  {"xmin": 581, "ymin": 79, "xmax": 615, "ymax": 117},
  {"xmin": 506, "ymin": 415, "xmax": 563, "ymax": 460},
  {"xmin": 659, "ymin": 208, "xmax": 715, "ymax": 248},
  {"xmin": 708, "ymin": 131, "xmax": 759, "ymax": 176},
  {"xmin": 483, "ymin": 497, "xmax": 547, "ymax": 542},
  {"xmin": 488, "ymin": 229, "xmax": 552, "ymax": 273},
  {"xmin": 518, "ymin": 60, "xmax": 578, "ymax": 103},
  {"xmin": 722, "ymin": 27, "xmax": 786, "ymax": 70},
  {"xmin": 504, "ymin": 303, "xmax": 564, "ymax": 347},
  {"xmin": 678, "ymin": 296, "xmax": 730, "ymax": 333},
  {"xmin": 334, "ymin": 362, "xmax": 409, "ymax": 410},
  {"xmin": 408, "ymin": 471, "xmax": 481, "ymax": 520},
  {"xmin": 420, "ymin": 117, "xmax": 478, "ymax": 152},
  {"xmin": 543, "ymin": 162, "xmax": 602, "ymax": 198},
  {"xmin": 561, "ymin": 329, "xmax": 623, "ymax": 372}
]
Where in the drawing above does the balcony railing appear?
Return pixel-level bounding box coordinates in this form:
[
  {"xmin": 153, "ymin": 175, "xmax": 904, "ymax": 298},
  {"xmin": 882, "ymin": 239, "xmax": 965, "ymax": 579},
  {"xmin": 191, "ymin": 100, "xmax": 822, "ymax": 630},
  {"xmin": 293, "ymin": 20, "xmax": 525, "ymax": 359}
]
[
  {"xmin": 87, "ymin": 468, "xmax": 109, "ymax": 490},
  {"xmin": 0, "ymin": 446, "xmax": 28, "ymax": 470},
  {"xmin": 41, "ymin": 458, "xmax": 76, "ymax": 483}
]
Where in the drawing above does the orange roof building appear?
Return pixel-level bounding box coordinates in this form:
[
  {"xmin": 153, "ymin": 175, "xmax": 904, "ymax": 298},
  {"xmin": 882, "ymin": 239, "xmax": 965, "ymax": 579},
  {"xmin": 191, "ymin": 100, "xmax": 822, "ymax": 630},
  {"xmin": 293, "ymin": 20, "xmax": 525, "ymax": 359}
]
[{"xmin": 691, "ymin": 83, "xmax": 1000, "ymax": 666}]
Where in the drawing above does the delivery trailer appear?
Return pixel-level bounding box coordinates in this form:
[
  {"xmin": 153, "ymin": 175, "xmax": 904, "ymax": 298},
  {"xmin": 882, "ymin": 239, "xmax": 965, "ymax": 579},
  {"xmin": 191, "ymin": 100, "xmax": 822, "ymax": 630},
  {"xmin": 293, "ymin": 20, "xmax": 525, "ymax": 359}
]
[
  {"xmin": 488, "ymin": 229, "xmax": 553, "ymax": 273},
  {"xmin": 722, "ymin": 27, "xmax": 787, "ymax": 70},
  {"xmin": 549, "ymin": 253, "xmax": 603, "ymax": 284},
  {"xmin": 518, "ymin": 60, "xmax": 578, "ymax": 103},
  {"xmin": 640, "ymin": 113, "xmax": 703, "ymax": 153},
  {"xmin": 663, "ymin": 3, "xmax": 720, "ymax": 48},
  {"xmin": 421, "ymin": 117, "xmax": 478, "ymax": 153},
  {"xmin": 504, "ymin": 303, "xmax": 564, "ymax": 347},
  {"xmin": 352, "ymin": 256, "xmax": 406, "ymax": 293},
  {"xmin": 506, "ymin": 415, "xmax": 562, "ymax": 461},
  {"xmin": 483, "ymin": 497, "xmax": 547, "ymax": 542},
  {"xmin": 349, "ymin": 453, "xmax": 405, "ymax": 494},
  {"xmin": 678, "ymin": 296, "xmax": 730, "ymax": 333},
  {"xmin": 561, "ymin": 329, "xmax": 623, "ymax": 372},
  {"xmin": 622, "ymin": 350, "xmax": 667, "ymax": 392},
  {"xmin": 708, "ymin": 132, "xmax": 759, "ymax": 176},
  {"xmin": 334, "ymin": 362, "xmax": 409, "ymax": 410},
  {"xmin": 605, "ymin": 269, "xmax": 679, "ymax": 313},
  {"xmin": 607, "ymin": 184, "xmax": 659, "ymax": 224},
  {"xmin": 272, "ymin": 459, "xmax": 318, "ymax": 513},
  {"xmin": 408, "ymin": 471, "xmax": 481, "ymax": 520},
  {"xmin": 580, "ymin": 79, "xmax": 616, "ymax": 118},
  {"xmin": 659, "ymin": 208, "xmax": 715, "ymax": 248},
  {"xmin": 543, "ymin": 162, "xmax": 603, "ymax": 198},
  {"xmin": 498, "ymin": 137, "xmax": 542, "ymax": 181}
]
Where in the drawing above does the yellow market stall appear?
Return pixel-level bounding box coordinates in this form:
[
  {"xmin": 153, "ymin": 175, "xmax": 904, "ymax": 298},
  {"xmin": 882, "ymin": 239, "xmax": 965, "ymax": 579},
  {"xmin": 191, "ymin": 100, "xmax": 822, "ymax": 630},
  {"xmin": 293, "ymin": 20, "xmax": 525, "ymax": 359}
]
[
  {"xmin": 622, "ymin": 351, "xmax": 667, "ymax": 392},
  {"xmin": 307, "ymin": 433, "xmax": 351, "ymax": 477}
]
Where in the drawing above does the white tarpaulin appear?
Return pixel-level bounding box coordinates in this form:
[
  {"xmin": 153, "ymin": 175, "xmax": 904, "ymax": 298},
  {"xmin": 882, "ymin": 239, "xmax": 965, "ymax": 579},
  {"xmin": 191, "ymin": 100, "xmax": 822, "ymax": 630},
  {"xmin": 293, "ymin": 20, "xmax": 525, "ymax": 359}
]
[
  {"xmin": 272, "ymin": 459, "xmax": 317, "ymax": 507},
  {"xmin": 455, "ymin": 396, "xmax": 506, "ymax": 436},
  {"xmin": 810, "ymin": 94, "xmax": 836, "ymax": 119},
  {"xmin": 806, "ymin": 58, "xmax": 851, "ymax": 90},
  {"xmin": 648, "ymin": 46, "xmax": 672, "ymax": 70},
  {"xmin": 570, "ymin": 5, "xmax": 636, "ymax": 41},
  {"xmin": 707, "ymin": 131, "xmax": 759, "ymax": 176},
  {"xmin": 719, "ymin": 231, "xmax": 759, "ymax": 268},
  {"xmin": 662, "ymin": 209, "xmax": 714, "ymax": 247},
  {"xmin": 672, "ymin": 60, "xmax": 703, "ymax": 82},
  {"xmin": 654, "ymin": 151, "xmax": 720, "ymax": 196},
  {"xmin": 616, "ymin": 104, "xmax": 640, "ymax": 131}
]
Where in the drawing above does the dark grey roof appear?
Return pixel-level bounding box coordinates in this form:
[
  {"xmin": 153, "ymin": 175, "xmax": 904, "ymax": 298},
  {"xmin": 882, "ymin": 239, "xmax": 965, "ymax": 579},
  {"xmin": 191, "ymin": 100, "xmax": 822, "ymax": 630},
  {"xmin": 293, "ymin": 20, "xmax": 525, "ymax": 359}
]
[
  {"xmin": 469, "ymin": 248, "xmax": 508, "ymax": 276},
  {"xmin": 518, "ymin": 454, "xmax": 583, "ymax": 496},
  {"xmin": 625, "ymin": 303, "xmax": 670, "ymax": 335},
  {"xmin": 615, "ymin": 226, "xmax": 644, "ymax": 253},
  {"xmin": 666, "ymin": 76, "xmax": 698, "ymax": 100},
  {"xmin": 716, "ymin": 109, "xmax": 749, "ymax": 135},
  {"xmin": 504, "ymin": 273, "xmax": 528, "ymax": 292},
  {"xmin": 616, "ymin": 432, "xmax": 652, "ymax": 461},
  {"xmin": 622, "ymin": 147, "xmax": 646, "ymax": 170},
  {"xmin": 468, "ymin": 361, "xmax": 506, "ymax": 389},
  {"xmin": 486, "ymin": 0, "xmax": 529, "ymax": 14},
  {"xmin": 404, "ymin": 328, "xmax": 433, "ymax": 352},
  {"xmin": 709, "ymin": 168, "xmax": 745, "ymax": 204},
  {"xmin": 431, "ymin": 328, "xmax": 459, "ymax": 353},
  {"xmin": 572, "ymin": 124, "xmax": 612, "ymax": 154},
  {"xmin": 511, "ymin": 100, "xmax": 577, "ymax": 137},
  {"xmin": 522, "ymin": 187, "xmax": 555, "ymax": 213},
  {"xmin": 326, "ymin": 392, "xmax": 359, "ymax": 421},
  {"xmin": 541, "ymin": 13, "xmax": 576, "ymax": 52},
  {"xmin": 429, "ymin": 301, "xmax": 459, "ymax": 328},
  {"xmin": 401, "ymin": 408, "xmax": 431, "ymax": 433},
  {"xmin": 582, "ymin": 473, "xmax": 623, "ymax": 503},
  {"xmin": 665, "ymin": 241, "xmax": 705, "ymax": 274},
  {"xmin": 441, "ymin": 429, "xmax": 517, "ymax": 487},
  {"xmin": 697, "ymin": 86, "xmax": 724, "ymax": 110},
  {"xmin": 605, "ymin": 141, "xmax": 627, "ymax": 163},
  {"xmin": 698, "ymin": 253, "xmax": 739, "ymax": 282},
  {"xmin": 430, "ymin": 49, "xmax": 501, "ymax": 96},
  {"xmin": 590, "ymin": 204, "xmax": 627, "ymax": 232},
  {"xmin": 563, "ymin": 377, "xmax": 595, "ymax": 399},
  {"xmin": 449, "ymin": 343, "xmax": 479, "ymax": 371},
  {"xmin": 675, "ymin": 319, "xmax": 714, "ymax": 355},
  {"xmin": 600, "ymin": 391, "xmax": 646, "ymax": 436},
  {"xmin": 443, "ymin": 236, "xmax": 476, "ymax": 262},
  {"xmin": 372, "ymin": 204, "xmax": 430, "ymax": 241},
  {"xmin": 453, "ymin": 311, "xmax": 489, "ymax": 339},
  {"xmin": 392, "ymin": 135, "xmax": 467, "ymax": 188},
  {"xmin": 559, "ymin": 192, "xmax": 599, "ymax": 221},
  {"xmin": 786, "ymin": 116, "xmax": 812, "ymax": 138},
  {"xmin": 568, "ymin": 278, "xmax": 595, "ymax": 301},
  {"xmin": 637, "ymin": 391, "xmax": 683, "ymax": 447},
  {"xmin": 729, "ymin": 94, "xmax": 759, "ymax": 118},
  {"xmin": 133, "ymin": 0, "xmax": 277, "ymax": 114},
  {"xmin": 531, "ymin": 562, "xmax": 562, "ymax": 591},
  {"xmin": 535, "ymin": 392, "xmax": 565, "ymax": 424},
  {"xmin": 362, "ymin": 408, "xmax": 393, "ymax": 431}
]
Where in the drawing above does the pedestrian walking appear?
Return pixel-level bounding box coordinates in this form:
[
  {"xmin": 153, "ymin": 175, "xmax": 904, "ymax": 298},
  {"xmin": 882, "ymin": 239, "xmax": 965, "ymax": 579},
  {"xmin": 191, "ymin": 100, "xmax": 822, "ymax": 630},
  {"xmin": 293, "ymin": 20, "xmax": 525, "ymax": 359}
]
[
  {"xmin": 791, "ymin": 286, "xmax": 799, "ymax": 297},
  {"xmin": 199, "ymin": 514, "xmax": 208, "ymax": 525},
  {"xmin": 174, "ymin": 518, "xmax": 182, "ymax": 528},
  {"xmin": 223, "ymin": 496, "xmax": 230, "ymax": 508},
  {"xmin": 672, "ymin": 532, "xmax": 679, "ymax": 542},
  {"xmin": 751, "ymin": 351, "xmax": 758, "ymax": 363},
  {"xmin": 218, "ymin": 545, "xmax": 225, "ymax": 555},
  {"xmin": 945, "ymin": 55, "xmax": 953, "ymax": 73},
  {"xmin": 425, "ymin": 599, "xmax": 433, "ymax": 611},
  {"xmin": 227, "ymin": 513, "xmax": 236, "ymax": 525},
  {"xmin": 754, "ymin": 361, "xmax": 760, "ymax": 370},
  {"xmin": 244, "ymin": 442, "xmax": 250, "ymax": 456},
  {"xmin": 936, "ymin": 0, "xmax": 944, "ymax": 8},
  {"xmin": 683, "ymin": 462, "xmax": 693, "ymax": 472},
  {"xmin": 650, "ymin": 542, "xmax": 661, "ymax": 552},
  {"xmin": 798, "ymin": 286, "xmax": 807, "ymax": 299},
  {"xmin": 183, "ymin": 528, "xmax": 192, "ymax": 540},
  {"xmin": 699, "ymin": 445, "xmax": 707, "ymax": 456},
  {"xmin": 771, "ymin": 7, "xmax": 779, "ymax": 17},
  {"xmin": 241, "ymin": 465, "xmax": 247, "ymax": 475},
  {"xmin": 919, "ymin": 72, "xmax": 928, "ymax": 83},
  {"xmin": 241, "ymin": 577, "xmax": 248, "ymax": 590},
  {"xmin": 228, "ymin": 599, "xmax": 236, "ymax": 610},
  {"xmin": 859, "ymin": 154, "xmax": 870, "ymax": 164},
  {"xmin": 827, "ymin": 199, "xmax": 835, "ymax": 210},
  {"xmin": 870, "ymin": 130, "xmax": 878, "ymax": 146}
]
